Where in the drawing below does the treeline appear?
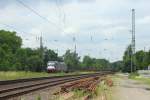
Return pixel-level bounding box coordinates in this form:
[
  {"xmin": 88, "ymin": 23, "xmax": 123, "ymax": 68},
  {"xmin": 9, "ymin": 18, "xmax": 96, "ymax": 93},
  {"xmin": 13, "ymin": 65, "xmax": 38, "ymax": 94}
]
[
  {"xmin": 122, "ymin": 45, "xmax": 150, "ymax": 72},
  {"xmin": 81, "ymin": 56, "xmax": 111, "ymax": 70},
  {"xmin": 110, "ymin": 45, "xmax": 150, "ymax": 73},
  {"xmin": 0, "ymin": 30, "xmax": 113, "ymax": 72},
  {"xmin": 64, "ymin": 44, "xmax": 150, "ymax": 72},
  {"xmin": 63, "ymin": 51, "xmax": 112, "ymax": 71},
  {"xmin": 2, "ymin": 30, "xmax": 149, "ymax": 73},
  {"xmin": 0, "ymin": 30, "xmax": 61, "ymax": 71}
]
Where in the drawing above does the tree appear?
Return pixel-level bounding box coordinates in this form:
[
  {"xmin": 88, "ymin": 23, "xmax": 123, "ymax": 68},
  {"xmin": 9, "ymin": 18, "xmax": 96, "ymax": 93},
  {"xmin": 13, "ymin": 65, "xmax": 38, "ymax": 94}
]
[
  {"xmin": 82, "ymin": 55, "xmax": 93, "ymax": 69},
  {"xmin": 135, "ymin": 50, "xmax": 150, "ymax": 70},
  {"xmin": 123, "ymin": 44, "xmax": 150, "ymax": 72},
  {"xmin": 0, "ymin": 29, "xmax": 61, "ymax": 72},
  {"xmin": 0, "ymin": 30, "xmax": 22, "ymax": 53},
  {"xmin": 135, "ymin": 50, "xmax": 145, "ymax": 70},
  {"xmin": 81, "ymin": 55, "xmax": 111, "ymax": 71},
  {"xmin": 123, "ymin": 45, "xmax": 133, "ymax": 72},
  {"xmin": 111, "ymin": 61, "xmax": 123, "ymax": 71},
  {"xmin": 15, "ymin": 48, "xmax": 28, "ymax": 70},
  {"xmin": 27, "ymin": 55, "xmax": 43, "ymax": 72},
  {"xmin": 145, "ymin": 50, "xmax": 150, "ymax": 68},
  {"xmin": 91, "ymin": 58, "xmax": 111, "ymax": 70},
  {"xmin": 0, "ymin": 30, "xmax": 22, "ymax": 70},
  {"xmin": 63, "ymin": 50, "xmax": 80, "ymax": 71},
  {"xmin": 43, "ymin": 49, "xmax": 59, "ymax": 69},
  {"xmin": 44, "ymin": 49, "xmax": 58, "ymax": 62}
]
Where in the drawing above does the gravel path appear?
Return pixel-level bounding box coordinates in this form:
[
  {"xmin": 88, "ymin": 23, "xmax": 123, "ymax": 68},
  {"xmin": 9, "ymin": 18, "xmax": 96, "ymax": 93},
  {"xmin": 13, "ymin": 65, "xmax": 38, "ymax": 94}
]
[{"xmin": 114, "ymin": 74, "xmax": 150, "ymax": 100}]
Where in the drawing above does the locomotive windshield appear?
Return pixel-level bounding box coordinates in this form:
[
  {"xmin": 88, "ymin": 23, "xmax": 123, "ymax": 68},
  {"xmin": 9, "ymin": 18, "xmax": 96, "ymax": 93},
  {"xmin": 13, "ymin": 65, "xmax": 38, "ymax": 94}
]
[{"xmin": 48, "ymin": 63, "xmax": 55, "ymax": 66}]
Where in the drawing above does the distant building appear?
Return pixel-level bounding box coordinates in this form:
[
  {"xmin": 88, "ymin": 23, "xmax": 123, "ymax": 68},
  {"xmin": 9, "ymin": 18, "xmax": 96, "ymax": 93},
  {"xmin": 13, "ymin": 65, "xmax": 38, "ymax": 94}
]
[{"xmin": 148, "ymin": 65, "xmax": 150, "ymax": 70}]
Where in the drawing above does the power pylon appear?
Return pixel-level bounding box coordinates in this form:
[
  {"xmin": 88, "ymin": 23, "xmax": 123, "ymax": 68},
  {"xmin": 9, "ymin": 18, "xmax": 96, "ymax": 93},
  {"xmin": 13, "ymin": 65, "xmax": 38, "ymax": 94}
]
[{"xmin": 131, "ymin": 9, "xmax": 136, "ymax": 72}]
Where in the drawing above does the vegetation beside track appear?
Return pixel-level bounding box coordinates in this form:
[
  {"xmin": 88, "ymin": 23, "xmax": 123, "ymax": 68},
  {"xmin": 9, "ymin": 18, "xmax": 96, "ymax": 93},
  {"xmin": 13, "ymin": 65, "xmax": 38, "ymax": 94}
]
[
  {"xmin": 128, "ymin": 72, "xmax": 139, "ymax": 79},
  {"xmin": 0, "ymin": 71, "xmax": 95, "ymax": 80},
  {"xmin": 134, "ymin": 77, "xmax": 150, "ymax": 86},
  {"xmin": 0, "ymin": 30, "xmax": 114, "ymax": 73},
  {"xmin": 94, "ymin": 80, "xmax": 113, "ymax": 100},
  {"xmin": 0, "ymin": 71, "xmax": 49, "ymax": 80},
  {"xmin": 72, "ymin": 81, "xmax": 113, "ymax": 100},
  {"xmin": 129, "ymin": 73, "xmax": 150, "ymax": 86},
  {"xmin": 52, "ymin": 75, "xmax": 113, "ymax": 100}
]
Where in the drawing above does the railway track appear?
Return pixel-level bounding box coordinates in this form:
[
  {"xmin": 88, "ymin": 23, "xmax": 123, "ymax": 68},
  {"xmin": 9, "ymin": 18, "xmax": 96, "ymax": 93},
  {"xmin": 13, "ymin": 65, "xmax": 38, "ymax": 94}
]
[{"xmin": 0, "ymin": 72, "xmax": 110, "ymax": 99}]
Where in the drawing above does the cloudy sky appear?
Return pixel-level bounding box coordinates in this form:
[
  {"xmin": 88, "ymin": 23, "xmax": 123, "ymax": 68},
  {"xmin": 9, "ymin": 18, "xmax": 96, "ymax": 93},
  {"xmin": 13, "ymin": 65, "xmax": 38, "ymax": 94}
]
[{"xmin": 0, "ymin": 0, "xmax": 150, "ymax": 62}]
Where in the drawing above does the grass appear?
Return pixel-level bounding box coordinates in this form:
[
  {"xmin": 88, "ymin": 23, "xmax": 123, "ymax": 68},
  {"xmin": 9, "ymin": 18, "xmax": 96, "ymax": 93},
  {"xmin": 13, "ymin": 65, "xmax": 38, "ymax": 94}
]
[
  {"xmin": 72, "ymin": 78, "xmax": 113, "ymax": 100},
  {"xmin": 37, "ymin": 95, "xmax": 41, "ymax": 100},
  {"xmin": 94, "ymin": 80, "xmax": 113, "ymax": 100},
  {"xmin": 135, "ymin": 77, "xmax": 150, "ymax": 85},
  {"xmin": 94, "ymin": 81, "xmax": 107, "ymax": 97},
  {"xmin": 0, "ymin": 71, "xmax": 49, "ymax": 80},
  {"xmin": 128, "ymin": 72, "xmax": 139, "ymax": 79},
  {"xmin": 0, "ymin": 71, "xmax": 95, "ymax": 80},
  {"xmin": 131, "ymin": 76, "xmax": 150, "ymax": 85},
  {"xmin": 51, "ymin": 75, "xmax": 114, "ymax": 100},
  {"xmin": 73, "ymin": 89, "xmax": 87, "ymax": 98},
  {"xmin": 129, "ymin": 72, "xmax": 150, "ymax": 86}
]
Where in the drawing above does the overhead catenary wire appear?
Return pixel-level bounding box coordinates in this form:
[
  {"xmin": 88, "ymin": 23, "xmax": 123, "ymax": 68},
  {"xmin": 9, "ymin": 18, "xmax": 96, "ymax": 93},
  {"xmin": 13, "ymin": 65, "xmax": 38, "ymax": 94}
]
[
  {"xmin": 56, "ymin": 0, "xmax": 62, "ymax": 23},
  {"xmin": 0, "ymin": 23, "xmax": 39, "ymax": 37},
  {"xmin": 0, "ymin": 23, "xmax": 24, "ymax": 33},
  {"xmin": 0, "ymin": 23, "xmax": 64, "ymax": 54},
  {"xmin": 0, "ymin": 23, "xmax": 45, "ymax": 48},
  {"xmin": 16, "ymin": 0, "xmax": 62, "ymax": 31},
  {"xmin": 55, "ymin": 0, "xmax": 66, "ymax": 27},
  {"xmin": 0, "ymin": 23, "xmax": 31, "ymax": 38}
]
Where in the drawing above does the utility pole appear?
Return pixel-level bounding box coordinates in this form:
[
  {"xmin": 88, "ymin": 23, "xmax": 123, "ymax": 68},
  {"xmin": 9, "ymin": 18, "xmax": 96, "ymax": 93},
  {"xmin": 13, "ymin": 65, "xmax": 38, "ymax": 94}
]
[
  {"xmin": 143, "ymin": 47, "xmax": 146, "ymax": 65},
  {"xmin": 73, "ymin": 36, "xmax": 76, "ymax": 53},
  {"xmin": 40, "ymin": 34, "xmax": 44, "ymax": 68},
  {"xmin": 131, "ymin": 9, "xmax": 136, "ymax": 72},
  {"xmin": 40, "ymin": 34, "xmax": 43, "ymax": 50}
]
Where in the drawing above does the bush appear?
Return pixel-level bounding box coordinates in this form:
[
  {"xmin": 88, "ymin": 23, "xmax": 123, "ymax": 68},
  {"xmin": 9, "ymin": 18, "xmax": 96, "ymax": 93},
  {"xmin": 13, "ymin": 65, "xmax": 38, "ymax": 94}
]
[{"xmin": 129, "ymin": 72, "xmax": 139, "ymax": 79}]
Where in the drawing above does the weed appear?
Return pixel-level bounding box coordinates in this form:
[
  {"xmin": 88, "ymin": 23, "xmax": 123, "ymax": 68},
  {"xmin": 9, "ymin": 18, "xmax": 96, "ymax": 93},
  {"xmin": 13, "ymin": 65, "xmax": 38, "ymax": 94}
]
[
  {"xmin": 129, "ymin": 72, "xmax": 139, "ymax": 79},
  {"xmin": 73, "ymin": 89, "xmax": 86, "ymax": 98},
  {"xmin": 37, "ymin": 95, "xmax": 41, "ymax": 100}
]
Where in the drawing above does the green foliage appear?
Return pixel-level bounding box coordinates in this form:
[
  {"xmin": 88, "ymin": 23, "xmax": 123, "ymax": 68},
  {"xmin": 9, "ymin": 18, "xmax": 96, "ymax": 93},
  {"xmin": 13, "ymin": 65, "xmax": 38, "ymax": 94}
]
[
  {"xmin": 63, "ymin": 50, "xmax": 80, "ymax": 71},
  {"xmin": 123, "ymin": 44, "xmax": 150, "ymax": 72},
  {"xmin": 111, "ymin": 61, "xmax": 123, "ymax": 71},
  {"xmin": 0, "ymin": 30, "xmax": 59, "ymax": 72},
  {"xmin": 43, "ymin": 49, "xmax": 59, "ymax": 68},
  {"xmin": 0, "ymin": 29, "xmax": 118, "ymax": 72},
  {"xmin": 37, "ymin": 95, "xmax": 41, "ymax": 100},
  {"xmin": 0, "ymin": 30, "xmax": 22, "ymax": 52},
  {"xmin": 123, "ymin": 45, "xmax": 133, "ymax": 72},
  {"xmin": 27, "ymin": 55, "xmax": 43, "ymax": 72},
  {"xmin": 0, "ymin": 71, "xmax": 94, "ymax": 80},
  {"xmin": 82, "ymin": 55, "xmax": 93, "ymax": 68},
  {"xmin": 81, "ymin": 55, "xmax": 111, "ymax": 71},
  {"xmin": 133, "ymin": 77, "xmax": 150, "ymax": 86},
  {"xmin": 5, "ymin": 29, "xmax": 150, "ymax": 73},
  {"xmin": 73, "ymin": 89, "xmax": 87, "ymax": 98},
  {"xmin": 135, "ymin": 50, "xmax": 150, "ymax": 70},
  {"xmin": 128, "ymin": 72, "xmax": 139, "ymax": 79},
  {"xmin": 0, "ymin": 71, "xmax": 49, "ymax": 80},
  {"xmin": 0, "ymin": 30, "xmax": 22, "ymax": 71}
]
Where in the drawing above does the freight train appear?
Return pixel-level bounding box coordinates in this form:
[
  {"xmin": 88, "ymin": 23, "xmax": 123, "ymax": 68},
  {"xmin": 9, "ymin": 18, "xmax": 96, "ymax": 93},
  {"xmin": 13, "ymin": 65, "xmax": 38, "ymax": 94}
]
[{"xmin": 47, "ymin": 61, "xmax": 67, "ymax": 72}]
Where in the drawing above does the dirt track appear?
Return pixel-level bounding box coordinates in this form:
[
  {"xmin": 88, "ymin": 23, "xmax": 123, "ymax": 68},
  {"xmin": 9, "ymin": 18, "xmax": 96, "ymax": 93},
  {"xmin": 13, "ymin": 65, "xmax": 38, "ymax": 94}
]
[{"xmin": 114, "ymin": 74, "xmax": 150, "ymax": 100}]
